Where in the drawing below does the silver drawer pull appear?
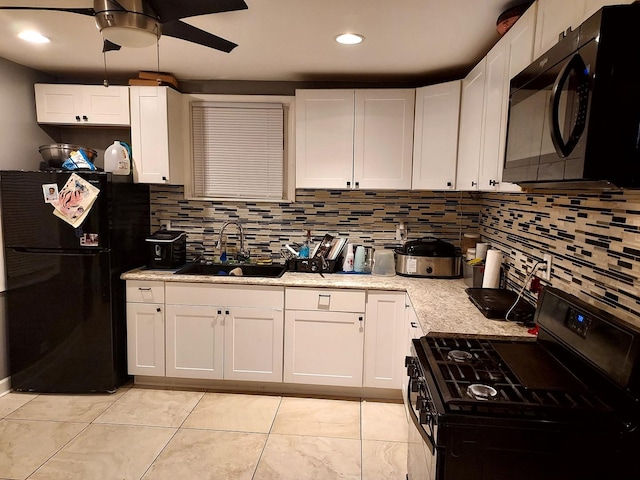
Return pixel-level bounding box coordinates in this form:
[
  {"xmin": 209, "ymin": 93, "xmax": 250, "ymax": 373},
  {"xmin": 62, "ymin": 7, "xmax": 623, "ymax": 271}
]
[{"xmin": 138, "ymin": 287, "xmax": 152, "ymax": 291}]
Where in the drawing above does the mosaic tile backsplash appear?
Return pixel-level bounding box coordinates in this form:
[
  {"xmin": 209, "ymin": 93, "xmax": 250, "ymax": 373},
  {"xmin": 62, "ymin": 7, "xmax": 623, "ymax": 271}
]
[
  {"xmin": 481, "ymin": 189, "xmax": 640, "ymax": 329},
  {"xmin": 149, "ymin": 186, "xmax": 640, "ymax": 328},
  {"xmin": 150, "ymin": 186, "xmax": 482, "ymax": 259}
]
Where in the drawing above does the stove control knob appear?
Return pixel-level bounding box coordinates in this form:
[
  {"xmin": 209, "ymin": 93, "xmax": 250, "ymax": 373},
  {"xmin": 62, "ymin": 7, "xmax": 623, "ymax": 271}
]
[
  {"xmin": 416, "ymin": 395, "xmax": 432, "ymax": 424},
  {"xmin": 411, "ymin": 378, "xmax": 423, "ymax": 393}
]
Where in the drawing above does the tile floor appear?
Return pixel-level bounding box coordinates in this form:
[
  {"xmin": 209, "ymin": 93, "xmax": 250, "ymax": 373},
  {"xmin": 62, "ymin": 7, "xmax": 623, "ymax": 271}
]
[{"xmin": 0, "ymin": 384, "xmax": 409, "ymax": 480}]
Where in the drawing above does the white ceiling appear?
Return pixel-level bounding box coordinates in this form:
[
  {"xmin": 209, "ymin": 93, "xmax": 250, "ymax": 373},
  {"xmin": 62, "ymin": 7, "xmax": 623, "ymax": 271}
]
[{"xmin": 0, "ymin": 0, "xmax": 523, "ymax": 85}]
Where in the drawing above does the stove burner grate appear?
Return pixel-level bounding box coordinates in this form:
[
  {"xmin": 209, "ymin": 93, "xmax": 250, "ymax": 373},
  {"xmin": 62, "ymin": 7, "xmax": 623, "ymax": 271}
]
[{"xmin": 420, "ymin": 336, "xmax": 612, "ymax": 416}]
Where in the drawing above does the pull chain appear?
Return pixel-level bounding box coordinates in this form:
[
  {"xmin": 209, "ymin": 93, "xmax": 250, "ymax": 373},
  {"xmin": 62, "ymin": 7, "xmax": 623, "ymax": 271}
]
[{"xmin": 103, "ymin": 50, "xmax": 109, "ymax": 87}]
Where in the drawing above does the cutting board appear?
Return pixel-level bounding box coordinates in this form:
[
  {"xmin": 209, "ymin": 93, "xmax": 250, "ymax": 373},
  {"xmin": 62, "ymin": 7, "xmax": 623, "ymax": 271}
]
[{"xmin": 465, "ymin": 288, "xmax": 535, "ymax": 323}]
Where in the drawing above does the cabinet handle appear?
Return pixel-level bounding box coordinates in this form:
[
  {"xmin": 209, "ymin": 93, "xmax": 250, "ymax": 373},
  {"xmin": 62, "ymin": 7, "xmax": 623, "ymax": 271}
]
[
  {"xmin": 225, "ymin": 310, "xmax": 230, "ymax": 315},
  {"xmin": 358, "ymin": 316, "xmax": 363, "ymax": 322},
  {"xmin": 217, "ymin": 310, "xmax": 222, "ymax": 315},
  {"xmin": 138, "ymin": 287, "xmax": 151, "ymax": 291},
  {"xmin": 82, "ymin": 115, "xmax": 88, "ymax": 121},
  {"xmin": 489, "ymin": 179, "xmax": 499, "ymax": 186},
  {"xmin": 75, "ymin": 115, "xmax": 81, "ymax": 122},
  {"xmin": 346, "ymin": 181, "xmax": 351, "ymax": 188},
  {"xmin": 446, "ymin": 181, "xmax": 452, "ymax": 187},
  {"xmin": 411, "ymin": 322, "xmax": 418, "ymax": 328},
  {"xmin": 355, "ymin": 182, "xmax": 360, "ymax": 189},
  {"xmin": 156, "ymin": 307, "xmax": 161, "ymax": 313},
  {"xmin": 162, "ymin": 176, "xmax": 167, "ymax": 181},
  {"xmin": 471, "ymin": 181, "xmax": 477, "ymax": 187}
]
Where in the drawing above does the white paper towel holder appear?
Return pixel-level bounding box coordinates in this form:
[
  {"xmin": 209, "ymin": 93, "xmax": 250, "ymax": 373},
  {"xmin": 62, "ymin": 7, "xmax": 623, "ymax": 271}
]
[{"xmin": 482, "ymin": 249, "xmax": 503, "ymax": 289}]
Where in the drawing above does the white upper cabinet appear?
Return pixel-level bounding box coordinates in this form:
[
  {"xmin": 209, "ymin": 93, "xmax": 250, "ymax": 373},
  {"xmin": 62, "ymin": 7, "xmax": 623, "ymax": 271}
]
[
  {"xmin": 533, "ymin": 0, "xmax": 633, "ymax": 59},
  {"xmin": 129, "ymin": 86, "xmax": 185, "ymax": 185},
  {"xmin": 412, "ymin": 81, "xmax": 461, "ymax": 190},
  {"xmin": 295, "ymin": 89, "xmax": 414, "ymax": 190},
  {"xmin": 455, "ymin": 59, "xmax": 486, "ymax": 191},
  {"xmin": 457, "ymin": 3, "xmax": 536, "ymax": 193},
  {"xmin": 34, "ymin": 84, "xmax": 130, "ymax": 126}
]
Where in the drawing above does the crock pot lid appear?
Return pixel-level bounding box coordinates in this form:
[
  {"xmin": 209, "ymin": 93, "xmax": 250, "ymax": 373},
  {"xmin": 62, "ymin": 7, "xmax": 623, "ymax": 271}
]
[{"xmin": 396, "ymin": 237, "xmax": 456, "ymax": 256}]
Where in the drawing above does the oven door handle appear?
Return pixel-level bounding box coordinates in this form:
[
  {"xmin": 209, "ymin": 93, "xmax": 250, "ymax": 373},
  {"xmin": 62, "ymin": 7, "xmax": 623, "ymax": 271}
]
[
  {"xmin": 549, "ymin": 53, "xmax": 590, "ymax": 158},
  {"xmin": 406, "ymin": 377, "xmax": 436, "ymax": 454}
]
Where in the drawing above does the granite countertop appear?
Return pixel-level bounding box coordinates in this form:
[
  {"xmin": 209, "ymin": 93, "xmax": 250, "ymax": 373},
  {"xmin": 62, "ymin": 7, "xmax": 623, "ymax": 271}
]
[{"xmin": 122, "ymin": 267, "xmax": 535, "ymax": 338}]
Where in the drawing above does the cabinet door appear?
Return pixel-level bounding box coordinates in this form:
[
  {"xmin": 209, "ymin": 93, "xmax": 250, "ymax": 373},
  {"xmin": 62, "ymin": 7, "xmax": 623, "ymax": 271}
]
[
  {"xmin": 126, "ymin": 303, "xmax": 165, "ymax": 376},
  {"xmin": 478, "ymin": 42, "xmax": 508, "ymax": 191},
  {"xmin": 224, "ymin": 307, "xmax": 284, "ymax": 382},
  {"xmin": 456, "ymin": 59, "xmax": 486, "ymax": 191},
  {"xmin": 165, "ymin": 304, "xmax": 224, "ymax": 379},
  {"xmin": 354, "ymin": 89, "xmax": 415, "ymax": 189},
  {"xmin": 533, "ymin": 0, "xmax": 585, "ymax": 58},
  {"xmin": 34, "ymin": 84, "xmax": 83, "ymax": 124},
  {"xmin": 80, "ymin": 85, "xmax": 130, "ymax": 125},
  {"xmin": 295, "ymin": 89, "xmax": 355, "ymax": 189},
  {"xmin": 284, "ymin": 310, "xmax": 364, "ymax": 387},
  {"xmin": 412, "ymin": 82, "xmax": 461, "ymax": 190},
  {"xmin": 130, "ymin": 86, "xmax": 184, "ymax": 185},
  {"xmin": 363, "ymin": 292, "xmax": 406, "ymax": 389}
]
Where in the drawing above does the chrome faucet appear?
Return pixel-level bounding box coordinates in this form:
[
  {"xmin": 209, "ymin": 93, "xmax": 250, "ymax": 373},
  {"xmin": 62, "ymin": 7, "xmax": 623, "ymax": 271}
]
[{"xmin": 216, "ymin": 221, "xmax": 250, "ymax": 262}]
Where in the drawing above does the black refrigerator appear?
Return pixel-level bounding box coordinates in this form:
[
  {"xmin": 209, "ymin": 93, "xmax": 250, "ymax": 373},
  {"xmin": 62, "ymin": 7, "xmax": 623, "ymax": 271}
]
[{"xmin": 0, "ymin": 170, "xmax": 150, "ymax": 393}]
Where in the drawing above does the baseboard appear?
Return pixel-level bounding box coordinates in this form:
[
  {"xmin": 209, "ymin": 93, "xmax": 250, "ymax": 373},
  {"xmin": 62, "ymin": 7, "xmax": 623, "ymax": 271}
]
[
  {"xmin": 132, "ymin": 376, "xmax": 402, "ymax": 401},
  {"xmin": 0, "ymin": 376, "xmax": 10, "ymax": 397}
]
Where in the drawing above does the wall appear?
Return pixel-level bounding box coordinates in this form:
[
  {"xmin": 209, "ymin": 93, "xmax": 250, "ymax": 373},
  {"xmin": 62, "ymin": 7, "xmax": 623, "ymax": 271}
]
[
  {"xmin": 150, "ymin": 186, "xmax": 482, "ymax": 260},
  {"xmin": 481, "ymin": 189, "xmax": 640, "ymax": 329},
  {"xmin": 0, "ymin": 57, "xmax": 55, "ymax": 388}
]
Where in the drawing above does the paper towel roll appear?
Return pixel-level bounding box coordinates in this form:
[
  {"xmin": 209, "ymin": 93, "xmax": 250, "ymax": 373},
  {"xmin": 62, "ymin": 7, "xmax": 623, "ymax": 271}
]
[
  {"xmin": 476, "ymin": 242, "xmax": 490, "ymax": 260},
  {"xmin": 482, "ymin": 249, "xmax": 503, "ymax": 288}
]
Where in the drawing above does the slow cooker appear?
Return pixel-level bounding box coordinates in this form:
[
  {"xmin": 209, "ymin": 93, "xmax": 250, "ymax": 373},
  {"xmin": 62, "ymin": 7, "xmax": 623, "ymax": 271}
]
[{"xmin": 394, "ymin": 237, "xmax": 461, "ymax": 278}]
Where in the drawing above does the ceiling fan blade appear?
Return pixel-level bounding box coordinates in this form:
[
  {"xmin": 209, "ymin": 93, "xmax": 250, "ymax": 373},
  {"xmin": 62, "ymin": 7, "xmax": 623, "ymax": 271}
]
[
  {"xmin": 148, "ymin": 0, "xmax": 247, "ymax": 22},
  {"xmin": 103, "ymin": 39, "xmax": 122, "ymax": 52},
  {"xmin": 161, "ymin": 20, "xmax": 238, "ymax": 53},
  {"xmin": 0, "ymin": 6, "xmax": 95, "ymax": 16}
]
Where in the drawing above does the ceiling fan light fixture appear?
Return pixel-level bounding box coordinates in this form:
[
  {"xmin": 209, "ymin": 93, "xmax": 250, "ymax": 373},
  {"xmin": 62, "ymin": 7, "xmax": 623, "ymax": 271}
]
[
  {"xmin": 18, "ymin": 30, "xmax": 50, "ymax": 44},
  {"xmin": 335, "ymin": 33, "xmax": 364, "ymax": 45},
  {"xmin": 95, "ymin": 10, "xmax": 160, "ymax": 47}
]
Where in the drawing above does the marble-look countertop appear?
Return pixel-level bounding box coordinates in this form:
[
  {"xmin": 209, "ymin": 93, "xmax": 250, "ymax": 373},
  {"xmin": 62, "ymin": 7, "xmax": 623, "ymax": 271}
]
[{"xmin": 122, "ymin": 267, "xmax": 535, "ymax": 338}]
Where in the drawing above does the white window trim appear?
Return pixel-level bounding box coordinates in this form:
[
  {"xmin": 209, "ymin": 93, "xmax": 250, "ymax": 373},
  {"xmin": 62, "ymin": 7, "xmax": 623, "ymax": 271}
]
[{"xmin": 182, "ymin": 94, "xmax": 295, "ymax": 202}]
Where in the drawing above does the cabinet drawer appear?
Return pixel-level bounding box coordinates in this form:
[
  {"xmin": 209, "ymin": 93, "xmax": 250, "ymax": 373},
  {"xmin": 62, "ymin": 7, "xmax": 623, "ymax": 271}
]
[
  {"xmin": 126, "ymin": 281, "xmax": 164, "ymax": 303},
  {"xmin": 285, "ymin": 287, "xmax": 366, "ymax": 313},
  {"xmin": 166, "ymin": 283, "xmax": 284, "ymax": 308}
]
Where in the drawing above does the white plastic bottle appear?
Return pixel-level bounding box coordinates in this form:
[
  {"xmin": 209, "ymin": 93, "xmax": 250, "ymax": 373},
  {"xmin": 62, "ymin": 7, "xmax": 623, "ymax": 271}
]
[
  {"xmin": 104, "ymin": 141, "xmax": 131, "ymax": 175},
  {"xmin": 342, "ymin": 243, "xmax": 354, "ymax": 272}
]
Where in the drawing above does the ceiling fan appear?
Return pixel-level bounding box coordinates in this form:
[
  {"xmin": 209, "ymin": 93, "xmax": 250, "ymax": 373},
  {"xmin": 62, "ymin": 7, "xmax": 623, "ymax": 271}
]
[{"xmin": 0, "ymin": 0, "xmax": 248, "ymax": 53}]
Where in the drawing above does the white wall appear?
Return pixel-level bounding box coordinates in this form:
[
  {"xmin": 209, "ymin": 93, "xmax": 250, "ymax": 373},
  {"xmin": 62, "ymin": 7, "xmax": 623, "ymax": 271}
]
[{"xmin": 0, "ymin": 56, "xmax": 55, "ymax": 387}]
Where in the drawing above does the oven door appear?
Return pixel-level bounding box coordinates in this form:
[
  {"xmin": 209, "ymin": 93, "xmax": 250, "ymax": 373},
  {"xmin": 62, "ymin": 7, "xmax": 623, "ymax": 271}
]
[{"xmin": 405, "ymin": 356, "xmax": 438, "ymax": 480}]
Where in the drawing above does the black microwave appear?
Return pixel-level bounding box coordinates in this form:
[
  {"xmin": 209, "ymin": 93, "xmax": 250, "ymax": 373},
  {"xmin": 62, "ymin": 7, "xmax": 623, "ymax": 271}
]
[{"xmin": 503, "ymin": 4, "xmax": 640, "ymax": 188}]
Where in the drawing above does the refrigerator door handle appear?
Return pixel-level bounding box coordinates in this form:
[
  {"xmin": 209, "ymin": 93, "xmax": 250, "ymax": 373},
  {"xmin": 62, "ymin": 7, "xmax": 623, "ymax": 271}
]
[{"xmin": 11, "ymin": 247, "xmax": 105, "ymax": 256}]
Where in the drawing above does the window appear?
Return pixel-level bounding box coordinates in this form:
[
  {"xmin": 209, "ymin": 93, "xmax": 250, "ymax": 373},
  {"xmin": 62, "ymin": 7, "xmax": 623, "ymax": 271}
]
[{"xmin": 188, "ymin": 99, "xmax": 292, "ymax": 201}]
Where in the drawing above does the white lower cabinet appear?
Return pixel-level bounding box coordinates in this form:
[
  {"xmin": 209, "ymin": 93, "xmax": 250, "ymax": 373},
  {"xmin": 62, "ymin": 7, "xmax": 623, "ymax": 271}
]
[
  {"xmin": 224, "ymin": 306, "xmax": 284, "ymax": 382},
  {"xmin": 363, "ymin": 291, "xmax": 407, "ymax": 389},
  {"xmin": 284, "ymin": 287, "xmax": 366, "ymax": 387},
  {"xmin": 165, "ymin": 304, "xmax": 224, "ymax": 379},
  {"xmin": 125, "ymin": 281, "xmax": 165, "ymax": 376}
]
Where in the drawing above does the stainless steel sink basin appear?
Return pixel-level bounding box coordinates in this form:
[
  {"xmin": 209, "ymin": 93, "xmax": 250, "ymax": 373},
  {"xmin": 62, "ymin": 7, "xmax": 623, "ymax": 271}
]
[{"xmin": 174, "ymin": 263, "xmax": 287, "ymax": 278}]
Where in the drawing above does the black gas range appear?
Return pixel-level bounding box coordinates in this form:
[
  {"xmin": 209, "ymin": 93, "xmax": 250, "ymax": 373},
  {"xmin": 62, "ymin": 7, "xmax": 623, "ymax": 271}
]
[{"xmin": 404, "ymin": 286, "xmax": 640, "ymax": 480}]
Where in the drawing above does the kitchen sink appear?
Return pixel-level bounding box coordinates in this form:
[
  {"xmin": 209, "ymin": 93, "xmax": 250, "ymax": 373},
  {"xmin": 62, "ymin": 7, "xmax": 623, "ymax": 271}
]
[{"xmin": 174, "ymin": 262, "xmax": 287, "ymax": 278}]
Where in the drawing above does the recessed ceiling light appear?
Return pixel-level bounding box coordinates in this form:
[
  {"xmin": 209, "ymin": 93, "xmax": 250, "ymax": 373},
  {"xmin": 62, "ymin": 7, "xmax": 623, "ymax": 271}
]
[
  {"xmin": 18, "ymin": 30, "xmax": 50, "ymax": 44},
  {"xmin": 335, "ymin": 33, "xmax": 364, "ymax": 45}
]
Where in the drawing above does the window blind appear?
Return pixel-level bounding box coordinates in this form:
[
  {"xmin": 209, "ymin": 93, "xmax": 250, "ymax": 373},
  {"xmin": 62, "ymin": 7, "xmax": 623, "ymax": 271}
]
[{"xmin": 191, "ymin": 102, "xmax": 284, "ymax": 200}]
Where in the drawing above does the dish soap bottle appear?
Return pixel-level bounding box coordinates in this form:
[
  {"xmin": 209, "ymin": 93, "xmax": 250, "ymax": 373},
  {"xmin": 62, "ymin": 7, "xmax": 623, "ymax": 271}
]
[
  {"xmin": 104, "ymin": 141, "xmax": 131, "ymax": 175},
  {"xmin": 299, "ymin": 230, "xmax": 311, "ymax": 258},
  {"xmin": 342, "ymin": 243, "xmax": 354, "ymax": 272}
]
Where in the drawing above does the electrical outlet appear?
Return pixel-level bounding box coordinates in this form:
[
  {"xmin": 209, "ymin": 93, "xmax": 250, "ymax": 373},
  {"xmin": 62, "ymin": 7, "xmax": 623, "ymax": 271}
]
[{"xmin": 542, "ymin": 253, "xmax": 553, "ymax": 281}]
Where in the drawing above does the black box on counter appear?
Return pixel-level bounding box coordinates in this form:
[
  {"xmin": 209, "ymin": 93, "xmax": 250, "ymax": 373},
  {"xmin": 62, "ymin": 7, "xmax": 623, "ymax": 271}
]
[
  {"xmin": 145, "ymin": 230, "xmax": 187, "ymax": 269},
  {"xmin": 287, "ymin": 258, "xmax": 341, "ymax": 273}
]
